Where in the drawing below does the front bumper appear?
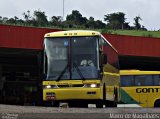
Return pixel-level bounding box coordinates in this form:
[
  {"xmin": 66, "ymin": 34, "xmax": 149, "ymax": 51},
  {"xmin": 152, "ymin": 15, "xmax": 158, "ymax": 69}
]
[{"xmin": 43, "ymin": 87, "xmax": 101, "ymax": 101}]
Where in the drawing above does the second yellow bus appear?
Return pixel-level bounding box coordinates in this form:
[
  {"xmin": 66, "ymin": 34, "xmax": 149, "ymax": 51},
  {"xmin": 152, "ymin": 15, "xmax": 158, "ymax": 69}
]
[{"xmin": 120, "ymin": 70, "xmax": 160, "ymax": 107}]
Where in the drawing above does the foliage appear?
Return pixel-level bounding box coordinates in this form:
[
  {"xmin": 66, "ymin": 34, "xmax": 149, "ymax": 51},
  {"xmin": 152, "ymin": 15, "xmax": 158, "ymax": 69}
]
[
  {"xmin": 50, "ymin": 16, "xmax": 63, "ymax": 27},
  {"xmin": 104, "ymin": 12, "xmax": 129, "ymax": 30},
  {"xmin": 133, "ymin": 16, "xmax": 142, "ymax": 30},
  {"xmin": 33, "ymin": 10, "xmax": 48, "ymax": 26},
  {"xmin": 1, "ymin": 9, "xmax": 160, "ymax": 36},
  {"xmin": 66, "ymin": 10, "xmax": 87, "ymax": 26},
  {"xmin": 102, "ymin": 30, "xmax": 160, "ymax": 38}
]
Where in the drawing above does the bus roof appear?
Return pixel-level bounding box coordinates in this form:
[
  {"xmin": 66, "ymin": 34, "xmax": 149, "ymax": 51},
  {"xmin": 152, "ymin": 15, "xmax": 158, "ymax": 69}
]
[
  {"xmin": 44, "ymin": 30, "xmax": 101, "ymax": 37},
  {"xmin": 120, "ymin": 70, "xmax": 160, "ymax": 75}
]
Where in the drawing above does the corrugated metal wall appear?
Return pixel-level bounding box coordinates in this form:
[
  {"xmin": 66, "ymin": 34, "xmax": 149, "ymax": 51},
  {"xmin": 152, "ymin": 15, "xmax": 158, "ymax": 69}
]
[
  {"xmin": 103, "ymin": 34, "xmax": 160, "ymax": 57},
  {"xmin": 0, "ymin": 25, "xmax": 160, "ymax": 57},
  {"xmin": 0, "ymin": 24, "xmax": 61, "ymax": 49}
]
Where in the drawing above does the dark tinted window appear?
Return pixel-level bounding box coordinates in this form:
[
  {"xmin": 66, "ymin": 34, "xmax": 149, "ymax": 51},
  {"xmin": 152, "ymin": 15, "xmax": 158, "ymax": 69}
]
[
  {"xmin": 121, "ymin": 74, "xmax": 160, "ymax": 87},
  {"xmin": 120, "ymin": 76, "xmax": 134, "ymax": 86},
  {"xmin": 135, "ymin": 75, "xmax": 152, "ymax": 86},
  {"xmin": 153, "ymin": 75, "xmax": 160, "ymax": 86}
]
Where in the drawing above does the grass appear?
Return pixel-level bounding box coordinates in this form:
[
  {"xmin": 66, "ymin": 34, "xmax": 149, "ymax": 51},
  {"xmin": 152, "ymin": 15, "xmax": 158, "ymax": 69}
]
[
  {"xmin": 2, "ymin": 23, "xmax": 160, "ymax": 38},
  {"xmin": 63, "ymin": 28, "xmax": 160, "ymax": 38},
  {"xmin": 1, "ymin": 23, "xmax": 160, "ymax": 38},
  {"xmin": 100, "ymin": 29, "xmax": 160, "ymax": 38}
]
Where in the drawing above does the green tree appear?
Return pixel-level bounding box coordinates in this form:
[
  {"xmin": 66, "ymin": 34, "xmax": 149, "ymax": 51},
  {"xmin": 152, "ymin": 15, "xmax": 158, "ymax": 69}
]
[
  {"xmin": 50, "ymin": 16, "xmax": 63, "ymax": 27},
  {"xmin": 23, "ymin": 10, "xmax": 32, "ymax": 21},
  {"xmin": 0, "ymin": 16, "xmax": 2, "ymax": 23},
  {"xmin": 14, "ymin": 16, "xmax": 18, "ymax": 21},
  {"xmin": 86, "ymin": 17, "xmax": 106, "ymax": 29},
  {"xmin": 33, "ymin": 9, "xmax": 48, "ymax": 26},
  {"xmin": 86, "ymin": 17, "xmax": 95, "ymax": 28},
  {"xmin": 134, "ymin": 16, "xmax": 142, "ymax": 30},
  {"xmin": 2, "ymin": 17, "xmax": 8, "ymax": 24},
  {"xmin": 6, "ymin": 18, "xmax": 16, "ymax": 24},
  {"xmin": 66, "ymin": 10, "xmax": 87, "ymax": 27},
  {"xmin": 95, "ymin": 20, "xmax": 106, "ymax": 29},
  {"xmin": 22, "ymin": 10, "xmax": 33, "ymax": 26},
  {"xmin": 104, "ymin": 12, "xmax": 126, "ymax": 30},
  {"xmin": 16, "ymin": 19, "xmax": 25, "ymax": 25}
]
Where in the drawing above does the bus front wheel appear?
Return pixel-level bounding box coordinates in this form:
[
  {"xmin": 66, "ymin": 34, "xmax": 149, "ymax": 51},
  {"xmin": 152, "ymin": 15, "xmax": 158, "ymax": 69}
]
[
  {"xmin": 96, "ymin": 101, "xmax": 103, "ymax": 108},
  {"xmin": 43, "ymin": 101, "xmax": 59, "ymax": 107}
]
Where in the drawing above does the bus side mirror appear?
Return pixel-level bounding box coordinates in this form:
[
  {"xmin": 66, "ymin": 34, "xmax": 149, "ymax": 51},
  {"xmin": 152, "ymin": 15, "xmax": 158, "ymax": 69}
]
[{"xmin": 102, "ymin": 53, "xmax": 107, "ymax": 65}]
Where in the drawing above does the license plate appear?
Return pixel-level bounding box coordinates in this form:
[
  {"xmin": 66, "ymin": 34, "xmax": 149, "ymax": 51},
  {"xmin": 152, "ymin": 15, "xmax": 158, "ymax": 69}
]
[{"xmin": 46, "ymin": 96, "xmax": 55, "ymax": 100}]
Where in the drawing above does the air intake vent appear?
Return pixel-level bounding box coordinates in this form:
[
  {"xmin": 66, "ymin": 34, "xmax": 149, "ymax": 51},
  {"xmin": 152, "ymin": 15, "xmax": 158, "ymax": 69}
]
[{"xmin": 57, "ymin": 84, "xmax": 84, "ymax": 88}]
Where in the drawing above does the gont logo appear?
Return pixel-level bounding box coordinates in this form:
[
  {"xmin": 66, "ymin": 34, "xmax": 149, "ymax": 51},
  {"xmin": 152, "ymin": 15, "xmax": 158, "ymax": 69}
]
[{"xmin": 136, "ymin": 88, "xmax": 160, "ymax": 93}]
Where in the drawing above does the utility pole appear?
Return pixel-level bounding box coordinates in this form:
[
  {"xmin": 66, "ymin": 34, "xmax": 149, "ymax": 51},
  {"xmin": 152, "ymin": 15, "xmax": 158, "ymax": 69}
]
[{"xmin": 63, "ymin": 0, "xmax": 64, "ymax": 20}]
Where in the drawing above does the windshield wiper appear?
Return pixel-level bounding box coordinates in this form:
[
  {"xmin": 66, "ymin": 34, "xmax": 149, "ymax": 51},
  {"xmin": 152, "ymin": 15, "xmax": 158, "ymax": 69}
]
[
  {"xmin": 56, "ymin": 62, "xmax": 86, "ymax": 81},
  {"xmin": 56, "ymin": 63, "xmax": 69, "ymax": 81},
  {"xmin": 73, "ymin": 62, "xmax": 86, "ymax": 80}
]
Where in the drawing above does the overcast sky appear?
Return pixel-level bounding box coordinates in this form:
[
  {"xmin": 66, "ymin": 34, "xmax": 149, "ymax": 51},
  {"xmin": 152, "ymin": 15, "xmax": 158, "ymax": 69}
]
[{"xmin": 0, "ymin": 0, "xmax": 159, "ymax": 30}]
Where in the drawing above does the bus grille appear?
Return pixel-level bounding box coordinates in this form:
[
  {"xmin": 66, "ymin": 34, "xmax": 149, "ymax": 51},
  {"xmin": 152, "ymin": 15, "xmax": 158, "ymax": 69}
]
[{"xmin": 57, "ymin": 84, "xmax": 84, "ymax": 88}]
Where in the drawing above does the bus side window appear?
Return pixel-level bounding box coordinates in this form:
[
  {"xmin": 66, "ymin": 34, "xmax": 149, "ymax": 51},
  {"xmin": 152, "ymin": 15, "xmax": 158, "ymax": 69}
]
[
  {"xmin": 135, "ymin": 75, "xmax": 153, "ymax": 86},
  {"xmin": 153, "ymin": 75, "xmax": 160, "ymax": 86},
  {"xmin": 99, "ymin": 36, "xmax": 104, "ymax": 46},
  {"xmin": 120, "ymin": 76, "xmax": 134, "ymax": 87},
  {"xmin": 99, "ymin": 37, "xmax": 107, "ymax": 66}
]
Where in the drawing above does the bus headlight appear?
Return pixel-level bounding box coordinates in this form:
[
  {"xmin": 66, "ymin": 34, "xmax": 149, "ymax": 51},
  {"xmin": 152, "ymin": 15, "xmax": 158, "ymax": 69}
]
[
  {"xmin": 84, "ymin": 84, "xmax": 100, "ymax": 88},
  {"xmin": 43, "ymin": 85, "xmax": 59, "ymax": 89},
  {"xmin": 46, "ymin": 85, "xmax": 51, "ymax": 89}
]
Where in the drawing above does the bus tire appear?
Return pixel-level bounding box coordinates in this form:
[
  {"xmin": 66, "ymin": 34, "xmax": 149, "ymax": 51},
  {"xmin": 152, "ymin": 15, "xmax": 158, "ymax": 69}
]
[
  {"xmin": 96, "ymin": 101, "xmax": 103, "ymax": 108},
  {"xmin": 52, "ymin": 101, "xmax": 59, "ymax": 107},
  {"xmin": 154, "ymin": 99, "xmax": 160, "ymax": 107},
  {"xmin": 69, "ymin": 101, "xmax": 88, "ymax": 108},
  {"xmin": 43, "ymin": 101, "xmax": 59, "ymax": 107},
  {"xmin": 43, "ymin": 101, "xmax": 52, "ymax": 107}
]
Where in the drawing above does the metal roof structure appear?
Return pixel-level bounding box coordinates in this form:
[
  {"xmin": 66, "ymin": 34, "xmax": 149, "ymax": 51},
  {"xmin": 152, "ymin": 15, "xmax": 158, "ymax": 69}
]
[{"xmin": 0, "ymin": 24, "xmax": 160, "ymax": 70}]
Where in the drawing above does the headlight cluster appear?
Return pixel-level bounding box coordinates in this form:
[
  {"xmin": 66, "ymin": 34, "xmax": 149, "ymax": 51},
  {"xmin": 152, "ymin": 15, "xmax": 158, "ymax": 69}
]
[
  {"xmin": 43, "ymin": 85, "xmax": 59, "ymax": 89},
  {"xmin": 84, "ymin": 84, "xmax": 100, "ymax": 88}
]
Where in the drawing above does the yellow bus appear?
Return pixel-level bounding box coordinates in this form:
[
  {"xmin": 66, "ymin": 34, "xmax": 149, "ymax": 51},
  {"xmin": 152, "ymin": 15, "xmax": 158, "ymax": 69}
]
[
  {"xmin": 43, "ymin": 30, "xmax": 120, "ymax": 108},
  {"xmin": 120, "ymin": 70, "xmax": 160, "ymax": 107}
]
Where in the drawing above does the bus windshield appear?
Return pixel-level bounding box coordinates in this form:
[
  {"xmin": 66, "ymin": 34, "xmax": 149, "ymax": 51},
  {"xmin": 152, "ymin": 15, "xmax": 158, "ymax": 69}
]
[{"xmin": 44, "ymin": 36, "xmax": 99, "ymax": 80}]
